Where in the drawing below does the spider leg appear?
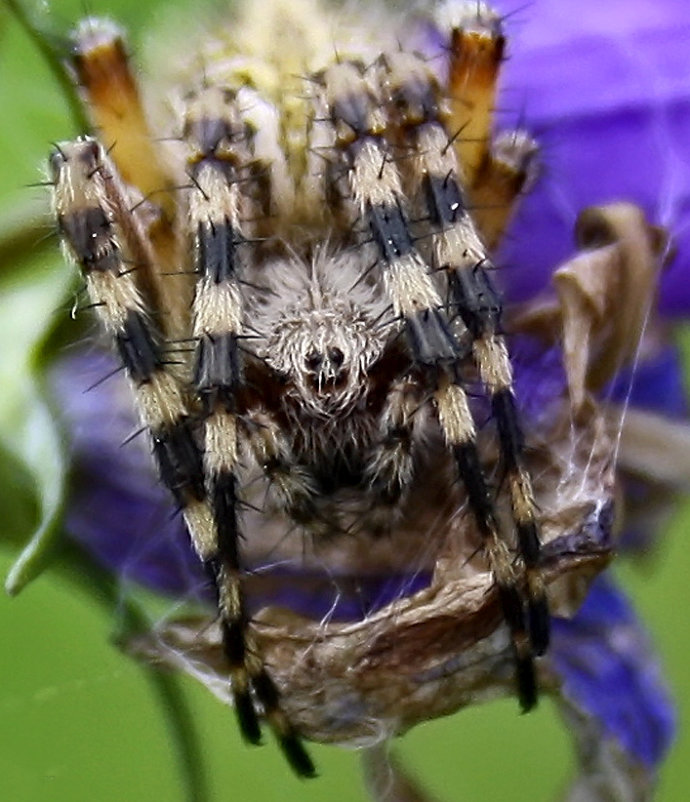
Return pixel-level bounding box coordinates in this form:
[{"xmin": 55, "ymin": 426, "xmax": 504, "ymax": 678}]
[
  {"xmin": 433, "ymin": 3, "xmax": 537, "ymax": 246},
  {"xmin": 436, "ymin": 1, "xmax": 504, "ymax": 187},
  {"xmin": 183, "ymin": 87, "xmax": 314, "ymax": 776},
  {"xmin": 50, "ymin": 136, "xmax": 215, "ymax": 604},
  {"xmin": 315, "ymin": 60, "xmax": 538, "ymax": 707},
  {"xmin": 380, "ymin": 51, "xmax": 549, "ymax": 660},
  {"xmin": 70, "ymin": 18, "xmax": 176, "ymax": 218},
  {"xmin": 234, "ymin": 87, "xmax": 296, "ymax": 231},
  {"xmin": 363, "ymin": 377, "xmax": 422, "ymax": 522},
  {"xmin": 241, "ymin": 409, "xmax": 321, "ymax": 529},
  {"xmin": 470, "ymin": 129, "xmax": 538, "ymax": 249},
  {"xmin": 70, "ymin": 18, "xmax": 191, "ymax": 343},
  {"xmin": 317, "ymin": 62, "xmax": 457, "ymax": 366}
]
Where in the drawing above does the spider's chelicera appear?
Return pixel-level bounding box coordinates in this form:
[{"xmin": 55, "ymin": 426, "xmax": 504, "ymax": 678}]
[{"xmin": 45, "ymin": 0, "xmax": 629, "ymax": 777}]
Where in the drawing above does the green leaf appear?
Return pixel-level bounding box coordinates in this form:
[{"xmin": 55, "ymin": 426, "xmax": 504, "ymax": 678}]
[
  {"xmin": 0, "ymin": 252, "xmax": 72, "ymax": 593},
  {"xmin": 54, "ymin": 544, "xmax": 212, "ymax": 802}
]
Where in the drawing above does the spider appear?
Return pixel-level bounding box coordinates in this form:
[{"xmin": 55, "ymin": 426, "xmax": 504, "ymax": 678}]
[{"xmin": 38, "ymin": 0, "xmax": 638, "ymax": 780}]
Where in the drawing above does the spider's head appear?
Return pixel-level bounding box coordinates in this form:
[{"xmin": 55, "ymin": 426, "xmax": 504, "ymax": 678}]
[
  {"xmin": 267, "ymin": 303, "xmax": 382, "ymax": 416},
  {"xmin": 257, "ymin": 251, "xmax": 388, "ymax": 416}
]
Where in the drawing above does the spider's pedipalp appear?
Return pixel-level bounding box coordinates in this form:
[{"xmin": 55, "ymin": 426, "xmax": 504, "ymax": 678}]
[
  {"xmin": 241, "ymin": 410, "xmax": 319, "ymax": 527},
  {"xmin": 363, "ymin": 377, "xmax": 421, "ymax": 521}
]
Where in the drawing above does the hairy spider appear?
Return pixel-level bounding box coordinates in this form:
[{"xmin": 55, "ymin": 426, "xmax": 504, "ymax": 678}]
[{"xmin": 43, "ymin": 0, "xmax": 634, "ymax": 779}]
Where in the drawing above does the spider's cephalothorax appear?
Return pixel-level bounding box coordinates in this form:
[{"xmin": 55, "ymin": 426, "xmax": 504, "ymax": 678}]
[{"xmin": 49, "ymin": 0, "xmax": 548, "ymax": 776}]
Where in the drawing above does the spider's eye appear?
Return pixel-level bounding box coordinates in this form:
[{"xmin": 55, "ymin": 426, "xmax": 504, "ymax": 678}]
[
  {"xmin": 305, "ymin": 350, "xmax": 323, "ymax": 370},
  {"xmin": 327, "ymin": 347, "xmax": 344, "ymax": 367}
]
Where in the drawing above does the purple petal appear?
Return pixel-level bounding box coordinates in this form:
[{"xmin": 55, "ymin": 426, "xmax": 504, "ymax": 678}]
[
  {"xmin": 551, "ymin": 574, "xmax": 676, "ymax": 769},
  {"xmin": 51, "ymin": 350, "xmax": 208, "ymax": 601},
  {"xmin": 245, "ymin": 567, "xmax": 433, "ymax": 622},
  {"xmin": 488, "ymin": 1, "xmax": 690, "ymax": 315},
  {"xmin": 510, "ymin": 336, "xmax": 567, "ymax": 422},
  {"xmin": 606, "ymin": 344, "xmax": 687, "ymax": 418}
]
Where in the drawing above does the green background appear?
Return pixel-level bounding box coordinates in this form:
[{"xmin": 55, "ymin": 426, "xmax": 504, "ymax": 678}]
[{"xmin": 1, "ymin": 1, "xmax": 689, "ymax": 800}]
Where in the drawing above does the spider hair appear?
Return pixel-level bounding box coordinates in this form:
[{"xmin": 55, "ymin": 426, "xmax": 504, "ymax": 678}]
[{"xmin": 48, "ymin": 0, "xmax": 548, "ymax": 776}]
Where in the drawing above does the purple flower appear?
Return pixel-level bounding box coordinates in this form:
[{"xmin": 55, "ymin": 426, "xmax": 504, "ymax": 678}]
[
  {"xmin": 52, "ymin": 349, "xmax": 207, "ymax": 602},
  {"xmin": 551, "ymin": 576, "xmax": 675, "ymax": 771},
  {"xmin": 46, "ymin": 0, "xmax": 687, "ymax": 797},
  {"xmin": 493, "ymin": 1, "xmax": 690, "ymax": 317}
]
